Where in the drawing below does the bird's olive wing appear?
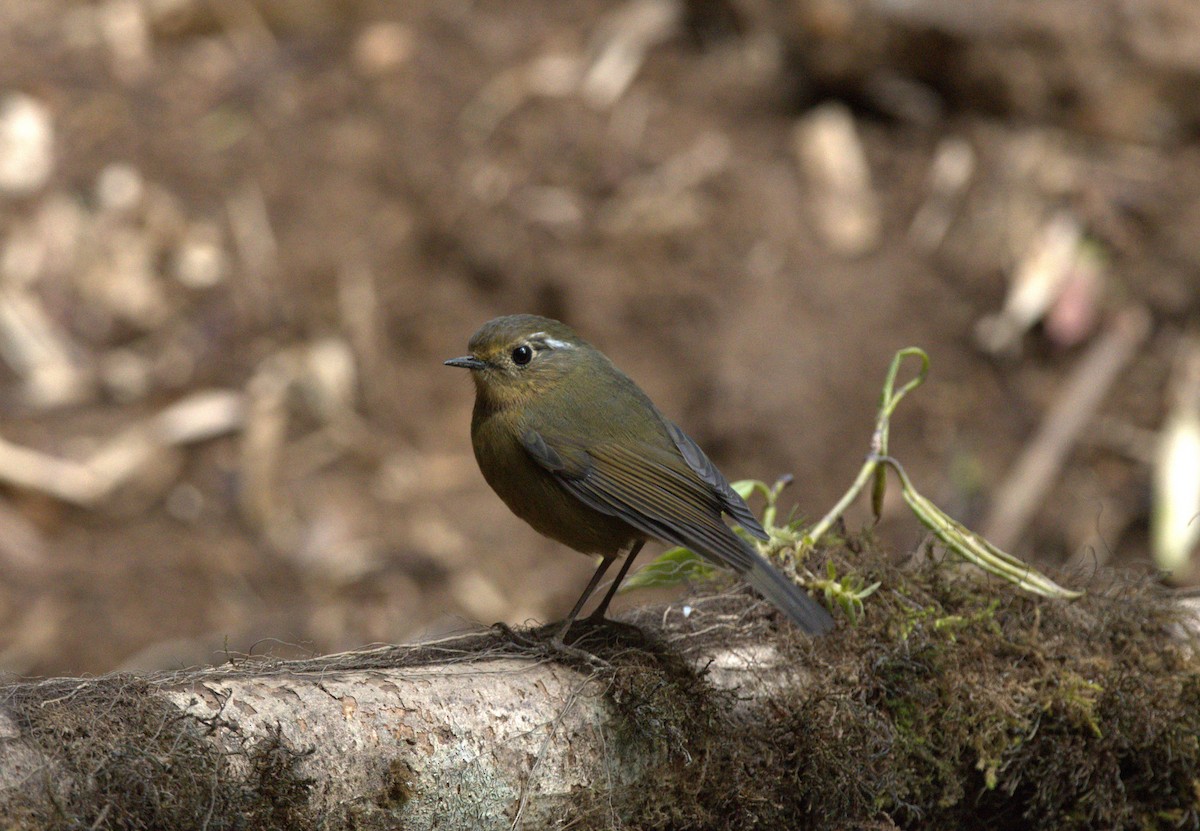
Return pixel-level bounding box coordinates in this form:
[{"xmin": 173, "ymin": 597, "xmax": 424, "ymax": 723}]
[
  {"xmin": 518, "ymin": 427, "xmax": 570, "ymax": 473},
  {"xmin": 661, "ymin": 419, "xmax": 769, "ymax": 541},
  {"xmin": 520, "ymin": 426, "xmax": 836, "ymax": 635},
  {"xmin": 518, "ymin": 428, "xmax": 756, "ymax": 574}
]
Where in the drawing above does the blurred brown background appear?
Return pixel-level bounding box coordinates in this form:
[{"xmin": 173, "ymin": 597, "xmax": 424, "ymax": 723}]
[{"xmin": 0, "ymin": 0, "xmax": 1196, "ymax": 675}]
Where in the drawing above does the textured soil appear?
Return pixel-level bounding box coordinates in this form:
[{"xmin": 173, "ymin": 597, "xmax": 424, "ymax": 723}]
[{"xmin": 0, "ymin": 0, "xmax": 1196, "ymax": 675}]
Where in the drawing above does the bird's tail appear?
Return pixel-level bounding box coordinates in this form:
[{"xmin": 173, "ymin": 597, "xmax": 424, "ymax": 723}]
[{"xmin": 743, "ymin": 552, "xmax": 835, "ymax": 635}]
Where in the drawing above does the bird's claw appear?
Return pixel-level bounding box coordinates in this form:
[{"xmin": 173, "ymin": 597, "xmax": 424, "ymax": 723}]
[{"xmin": 491, "ymin": 621, "xmax": 611, "ymax": 670}]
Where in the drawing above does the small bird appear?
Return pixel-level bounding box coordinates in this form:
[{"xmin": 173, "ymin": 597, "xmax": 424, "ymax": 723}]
[{"xmin": 445, "ymin": 314, "xmax": 834, "ymax": 636}]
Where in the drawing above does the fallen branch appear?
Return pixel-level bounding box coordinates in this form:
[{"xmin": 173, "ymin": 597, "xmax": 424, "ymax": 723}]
[{"xmin": 0, "ymin": 596, "xmax": 804, "ymax": 830}]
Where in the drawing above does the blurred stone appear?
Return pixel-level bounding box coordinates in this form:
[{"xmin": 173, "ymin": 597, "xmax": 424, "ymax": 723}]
[
  {"xmin": 863, "ymin": 70, "xmax": 944, "ymax": 125},
  {"xmin": 95, "ymin": 436, "xmax": 186, "ymax": 516},
  {"xmin": 87, "ymin": 226, "xmax": 170, "ymax": 330},
  {"xmin": 100, "ymin": 0, "xmax": 153, "ymax": 82},
  {"xmin": 0, "ymin": 287, "xmax": 93, "ymax": 409},
  {"xmin": 583, "ymin": 0, "xmax": 682, "ymax": 108},
  {"xmin": 301, "ymin": 338, "xmax": 358, "ymax": 422},
  {"xmin": 460, "ymin": 53, "xmax": 582, "ymax": 138},
  {"xmin": 974, "ymin": 211, "xmax": 1084, "ymax": 357},
  {"xmin": 2, "ymin": 194, "xmax": 86, "ymax": 289},
  {"xmin": 99, "ymin": 347, "xmax": 152, "ymax": 403},
  {"xmin": 172, "ymin": 222, "xmax": 227, "ymax": 289},
  {"xmin": 1044, "ymin": 244, "xmax": 1104, "ymax": 348},
  {"xmin": 353, "ymin": 21, "xmax": 415, "ymax": 76},
  {"xmin": 0, "ymin": 94, "xmax": 53, "ymax": 196},
  {"xmin": 153, "ymin": 389, "xmax": 245, "ymax": 445},
  {"xmin": 240, "ymin": 354, "xmax": 292, "ymax": 536},
  {"xmin": 909, "ymin": 136, "xmax": 976, "ymax": 250},
  {"xmin": 515, "ymin": 186, "xmax": 584, "ymax": 229},
  {"xmin": 95, "ymin": 162, "xmax": 145, "ymax": 214}
]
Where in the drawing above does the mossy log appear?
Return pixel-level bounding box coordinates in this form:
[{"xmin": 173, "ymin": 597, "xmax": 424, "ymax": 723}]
[
  {"xmin": 0, "ymin": 552, "xmax": 1197, "ymax": 830},
  {"xmin": 4, "ymin": 601, "xmax": 791, "ymax": 830}
]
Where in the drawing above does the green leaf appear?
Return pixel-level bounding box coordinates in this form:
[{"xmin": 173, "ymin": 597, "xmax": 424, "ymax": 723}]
[
  {"xmin": 871, "ymin": 464, "xmax": 887, "ymax": 523},
  {"xmin": 621, "ymin": 546, "xmax": 715, "ymax": 592},
  {"xmin": 730, "ymin": 479, "xmax": 757, "ymax": 500},
  {"xmin": 731, "ymin": 479, "xmax": 773, "ymax": 502}
]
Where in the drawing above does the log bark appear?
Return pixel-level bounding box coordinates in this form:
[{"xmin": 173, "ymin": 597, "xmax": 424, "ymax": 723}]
[
  {"xmin": 0, "ymin": 596, "xmax": 811, "ymax": 830},
  {"xmin": 167, "ymin": 659, "xmax": 619, "ymax": 827}
]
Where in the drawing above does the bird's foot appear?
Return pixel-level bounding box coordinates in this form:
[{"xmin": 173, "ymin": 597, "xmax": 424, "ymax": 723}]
[
  {"xmin": 491, "ymin": 621, "xmax": 611, "ymax": 669},
  {"xmin": 548, "ymin": 630, "xmax": 612, "ymax": 670},
  {"xmin": 490, "ymin": 621, "xmax": 540, "ymax": 649}
]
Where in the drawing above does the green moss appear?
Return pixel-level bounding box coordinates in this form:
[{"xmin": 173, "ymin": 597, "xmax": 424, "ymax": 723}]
[
  {"xmin": 565, "ymin": 535, "xmax": 1200, "ymax": 830},
  {"xmin": 0, "ymin": 677, "xmax": 315, "ymax": 830},
  {"xmin": 376, "ymin": 758, "xmax": 415, "ymax": 809}
]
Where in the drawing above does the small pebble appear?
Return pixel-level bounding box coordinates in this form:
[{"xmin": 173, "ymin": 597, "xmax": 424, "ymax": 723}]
[
  {"xmin": 95, "ymin": 162, "xmax": 145, "ymax": 214},
  {"xmin": 173, "ymin": 223, "xmax": 227, "ymax": 289},
  {"xmin": 0, "ymin": 93, "xmax": 54, "ymax": 195},
  {"xmin": 353, "ymin": 22, "xmax": 415, "ymax": 76}
]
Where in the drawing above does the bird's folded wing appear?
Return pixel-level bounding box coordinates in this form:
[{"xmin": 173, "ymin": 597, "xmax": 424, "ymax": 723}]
[
  {"xmin": 519, "ymin": 427, "xmax": 756, "ymax": 574},
  {"xmin": 661, "ymin": 419, "xmax": 769, "ymax": 541}
]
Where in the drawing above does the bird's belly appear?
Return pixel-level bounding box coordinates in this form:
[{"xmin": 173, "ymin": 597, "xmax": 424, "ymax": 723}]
[{"xmin": 472, "ymin": 419, "xmax": 636, "ymax": 557}]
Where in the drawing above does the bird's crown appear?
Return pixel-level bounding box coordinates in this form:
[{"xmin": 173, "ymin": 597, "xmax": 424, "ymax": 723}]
[{"xmin": 467, "ymin": 314, "xmax": 583, "ymax": 357}]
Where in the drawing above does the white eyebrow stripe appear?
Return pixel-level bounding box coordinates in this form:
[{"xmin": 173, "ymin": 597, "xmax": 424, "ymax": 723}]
[{"xmin": 531, "ymin": 332, "xmax": 574, "ymax": 349}]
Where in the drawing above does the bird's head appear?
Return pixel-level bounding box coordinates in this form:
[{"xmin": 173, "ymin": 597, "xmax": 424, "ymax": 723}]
[{"xmin": 444, "ymin": 314, "xmax": 588, "ymax": 409}]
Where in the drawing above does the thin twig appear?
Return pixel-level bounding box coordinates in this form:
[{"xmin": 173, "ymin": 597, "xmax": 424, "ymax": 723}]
[{"xmin": 982, "ymin": 307, "xmax": 1151, "ymax": 551}]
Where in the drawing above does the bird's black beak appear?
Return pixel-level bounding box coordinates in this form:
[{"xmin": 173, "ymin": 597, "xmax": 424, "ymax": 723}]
[{"xmin": 444, "ymin": 355, "xmax": 486, "ymax": 370}]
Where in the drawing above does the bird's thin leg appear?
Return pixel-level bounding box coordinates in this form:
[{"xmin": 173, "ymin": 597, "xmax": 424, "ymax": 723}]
[
  {"xmin": 555, "ymin": 555, "xmax": 616, "ymax": 642},
  {"xmin": 586, "ymin": 539, "xmax": 645, "ymax": 622}
]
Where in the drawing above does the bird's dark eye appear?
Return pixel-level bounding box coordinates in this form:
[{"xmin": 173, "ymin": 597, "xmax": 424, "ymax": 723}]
[{"xmin": 511, "ymin": 345, "xmax": 533, "ymax": 366}]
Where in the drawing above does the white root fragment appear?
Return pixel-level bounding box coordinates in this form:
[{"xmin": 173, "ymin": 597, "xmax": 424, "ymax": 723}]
[
  {"xmin": 582, "ymin": 0, "xmax": 682, "ymax": 108},
  {"xmin": 0, "ymin": 389, "xmax": 244, "ymax": 507},
  {"xmin": 0, "ymin": 287, "xmax": 93, "ymax": 409},
  {"xmin": 460, "ymin": 54, "xmax": 583, "ymax": 137},
  {"xmin": 792, "ymin": 103, "xmax": 882, "ymax": 256},
  {"xmin": 239, "ymin": 355, "xmax": 293, "ymax": 537},
  {"xmin": 908, "ymin": 136, "xmax": 975, "ymax": 250},
  {"xmin": 1153, "ymin": 337, "xmax": 1200, "ymax": 579},
  {"xmin": 974, "ymin": 210, "xmax": 1084, "ymax": 356}
]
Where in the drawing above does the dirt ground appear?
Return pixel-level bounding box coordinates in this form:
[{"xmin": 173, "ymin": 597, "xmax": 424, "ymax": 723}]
[{"xmin": 0, "ymin": 0, "xmax": 1196, "ymax": 676}]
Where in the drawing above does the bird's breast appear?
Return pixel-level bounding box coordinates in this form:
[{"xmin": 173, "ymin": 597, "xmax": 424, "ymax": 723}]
[{"xmin": 470, "ymin": 405, "xmax": 638, "ymax": 557}]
